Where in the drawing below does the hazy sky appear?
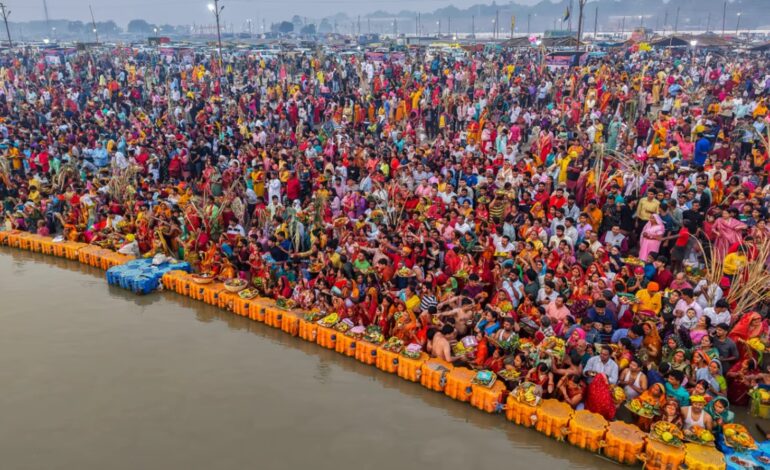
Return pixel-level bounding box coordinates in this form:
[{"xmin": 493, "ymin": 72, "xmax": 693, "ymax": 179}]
[{"xmin": 12, "ymin": 0, "xmax": 545, "ymax": 26}]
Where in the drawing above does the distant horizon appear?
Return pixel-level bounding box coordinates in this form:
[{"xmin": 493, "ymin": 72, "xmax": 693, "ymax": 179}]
[{"xmin": 2, "ymin": 0, "xmax": 768, "ymax": 37}]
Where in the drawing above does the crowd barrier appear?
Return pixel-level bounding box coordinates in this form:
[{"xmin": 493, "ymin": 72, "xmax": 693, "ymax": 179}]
[{"xmin": 0, "ymin": 229, "xmax": 731, "ymax": 470}]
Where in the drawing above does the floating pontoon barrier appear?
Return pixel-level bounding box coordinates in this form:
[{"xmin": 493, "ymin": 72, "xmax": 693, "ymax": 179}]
[{"xmin": 1, "ymin": 233, "xmax": 733, "ymax": 470}]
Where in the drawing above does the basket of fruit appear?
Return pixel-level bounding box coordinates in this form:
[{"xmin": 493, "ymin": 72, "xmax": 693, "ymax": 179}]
[
  {"xmin": 238, "ymin": 288, "xmax": 259, "ymax": 299},
  {"xmin": 382, "ymin": 337, "xmax": 405, "ymax": 353},
  {"xmin": 683, "ymin": 425, "xmax": 716, "ymax": 447},
  {"xmin": 363, "ymin": 325, "xmax": 385, "ymax": 344},
  {"xmin": 621, "ymin": 256, "xmax": 645, "ymax": 267},
  {"xmin": 333, "ymin": 318, "xmax": 354, "ymax": 333},
  {"xmin": 471, "ymin": 370, "xmax": 497, "ymax": 388},
  {"xmin": 498, "ymin": 369, "xmax": 522, "ymax": 382},
  {"xmin": 512, "ymin": 382, "xmax": 542, "ymax": 407},
  {"xmin": 191, "ymin": 273, "xmax": 215, "ymax": 284},
  {"xmin": 275, "ymin": 298, "xmax": 296, "ymax": 310},
  {"xmin": 649, "ymin": 421, "xmax": 685, "ymax": 448},
  {"xmin": 611, "ymin": 386, "xmax": 627, "ymax": 406},
  {"xmin": 224, "ymin": 278, "xmax": 248, "ymax": 293},
  {"xmin": 401, "ymin": 343, "xmax": 422, "ymax": 359},
  {"xmin": 317, "ymin": 312, "xmax": 340, "ymax": 327},
  {"xmin": 625, "ymin": 398, "xmax": 659, "ymax": 418},
  {"xmin": 722, "ymin": 424, "xmax": 757, "ymax": 451},
  {"xmin": 303, "ymin": 310, "xmax": 325, "ymax": 322}
]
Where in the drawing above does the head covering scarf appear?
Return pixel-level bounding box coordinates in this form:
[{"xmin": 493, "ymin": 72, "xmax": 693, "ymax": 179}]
[
  {"xmin": 585, "ymin": 373, "xmax": 617, "ymax": 421},
  {"xmin": 705, "ymin": 396, "xmax": 734, "ymax": 427}
]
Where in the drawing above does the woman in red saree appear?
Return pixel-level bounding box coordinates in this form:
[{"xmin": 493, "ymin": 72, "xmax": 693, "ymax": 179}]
[
  {"xmin": 585, "ymin": 373, "xmax": 617, "ymax": 420},
  {"xmin": 536, "ymin": 129, "xmax": 553, "ymax": 165},
  {"xmin": 728, "ymin": 311, "xmax": 767, "ymax": 362},
  {"xmin": 726, "ymin": 357, "xmax": 761, "ymax": 406}
]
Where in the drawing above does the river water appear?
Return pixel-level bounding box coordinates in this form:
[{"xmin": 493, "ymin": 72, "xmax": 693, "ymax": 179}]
[{"xmin": 0, "ymin": 248, "xmax": 622, "ymax": 470}]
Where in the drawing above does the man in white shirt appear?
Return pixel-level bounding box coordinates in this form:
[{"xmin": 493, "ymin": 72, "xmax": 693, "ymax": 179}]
[
  {"xmin": 454, "ymin": 217, "xmax": 473, "ymax": 235},
  {"xmin": 583, "ymin": 346, "xmax": 619, "ymax": 385},
  {"xmin": 703, "ymin": 299, "xmax": 731, "ymax": 327}
]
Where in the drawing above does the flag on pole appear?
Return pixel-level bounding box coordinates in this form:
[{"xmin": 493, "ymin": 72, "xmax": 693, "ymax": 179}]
[{"xmin": 563, "ymin": 6, "xmax": 571, "ymax": 22}]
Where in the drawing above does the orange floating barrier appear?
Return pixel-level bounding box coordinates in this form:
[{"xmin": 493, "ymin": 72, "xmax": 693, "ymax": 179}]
[
  {"xmin": 567, "ymin": 409, "xmax": 608, "ymax": 453},
  {"xmin": 534, "ymin": 399, "xmax": 573, "ymax": 439},
  {"xmin": 63, "ymin": 242, "xmax": 87, "ymax": 260},
  {"xmin": 161, "ymin": 270, "xmax": 186, "ymax": 292},
  {"xmin": 375, "ymin": 348, "xmax": 400, "ymax": 373},
  {"xmin": 6, "ymin": 231, "xmax": 21, "ymax": 248},
  {"xmin": 335, "ymin": 333, "xmax": 356, "ymax": 357},
  {"xmin": 316, "ymin": 326, "xmax": 337, "ymax": 349},
  {"xmin": 444, "ymin": 367, "xmax": 475, "ymax": 402},
  {"xmin": 29, "ymin": 235, "xmax": 44, "ymax": 253},
  {"xmin": 354, "ymin": 340, "xmax": 378, "ymax": 365},
  {"xmin": 249, "ymin": 301, "xmax": 267, "ymax": 322},
  {"xmin": 602, "ymin": 421, "xmax": 646, "ymax": 466},
  {"xmin": 188, "ymin": 281, "xmax": 209, "ymax": 301},
  {"xmin": 264, "ymin": 306, "xmax": 283, "ymax": 328},
  {"xmin": 201, "ymin": 283, "xmax": 225, "ymax": 304},
  {"xmin": 644, "ymin": 438, "xmax": 686, "ymax": 470},
  {"xmin": 0, "ymin": 230, "xmax": 11, "ymax": 245},
  {"xmin": 397, "ymin": 353, "xmax": 428, "ymax": 382},
  {"xmin": 298, "ymin": 318, "xmax": 318, "ymax": 341},
  {"xmin": 682, "ymin": 443, "xmax": 725, "ymax": 470},
  {"xmin": 420, "ymin": 358, "xmax": 453, "ymax": 392},
  {"xmin": 40, "ymin": 238, "xmax": 55, "ymax": 255},
  {"xmin": 471, "ymin": 381, "xmax": 506, "ymax": 413},
  {"xmin": 18, "ymin": 233, "xmax": 33, "ymax": 250},
  {"xmin": 280, "ymin": 311, "xmax": 300, "ymax": 336},
  {"xmin": 505, "ymin": 395, "xmax": 538, "ymax": 428},
  {"xmin": 217, "ymin": 291, "xmax": 238, "ymax": 311},
  {"xmin": 231, "ymin": 296, "xmax": 254, "ymax": 317}
]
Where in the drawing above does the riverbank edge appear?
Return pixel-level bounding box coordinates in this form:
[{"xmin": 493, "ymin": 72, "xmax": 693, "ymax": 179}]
[{"xmin": 0, "ymin": 230, "xmax": 729, "ymax": 470}]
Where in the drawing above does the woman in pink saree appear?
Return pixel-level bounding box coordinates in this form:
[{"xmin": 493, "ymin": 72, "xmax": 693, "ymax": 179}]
[
  {"xmin": 639, "ymin": 214, "xmax": 665, "ymax": 261},
  {"xmin": 712, "ymin": 209, "xmax": 747, "ymax": 259}
]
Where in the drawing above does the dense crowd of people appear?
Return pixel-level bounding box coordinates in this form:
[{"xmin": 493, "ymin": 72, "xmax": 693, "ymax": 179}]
[{"xmin": 2, "ymin": 42, "xmax": 770, "ymax": 439}]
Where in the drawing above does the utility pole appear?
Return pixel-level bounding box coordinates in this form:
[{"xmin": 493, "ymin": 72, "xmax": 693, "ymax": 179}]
[
  {"xmin": 663, "ymin": 10, "xmax": 668, "ymax": 36},
  {"xmin": 620, "ymin": 16, "xmax": 625, "ymax": 36},
  {"xmin": 496, "ymin": 9, "xmax": 499, "ymax": 40},
  {"xmin": 471, "ymin": 15, "xmax": 475, "ymax": 38},
  {"xmin": 568, "ymin": 0, "xmax": 573, "ymax": 31},
  {"xmin": 721, "ymin": 1, "xmax": 727, "ymax": 37},
  {"xmin": 357, "ymin": 15, "xmax": 360, "ymax": 36},
  {"xmin": 706, "ymin": 11, "xmax": 711, "ymax": 32},
  {"xmin": 89, "ymin": 4, "xmax": 99, "ymax": 43},
  {"xmin": 674, "ymin": 6, "xmax": 680, "ymax": 34},
  {"xmin": 417, "ymin": 13, "xmax": 420, "ymax": 36},
  {"xmin": 527, "ymin": 13, "xmax": 531, "ymax": 35},
  {"xmin": 43, "ymin": 0, "xmax": 51, "ymax": 37},
  {"xmin": 367, "ymin": 18, "xmax": 370, "ymax": 34},
  {"xmin": 575, "ymin": 0, "xmax": 586, "ymax": 51},
  {"xmin": 0, "ymin": 3, "xmax": 11, "ymax": 48},
  {"xmin": 593, "ymin": 5, "xmax": 598, "ymax": 39},
  {"xmin": 448, "ymin": 17, "xmax": 451, "ymax": 37},
  {"xmin": 207, "ymin": 0, "xmax": 224, "ymax": 67}
]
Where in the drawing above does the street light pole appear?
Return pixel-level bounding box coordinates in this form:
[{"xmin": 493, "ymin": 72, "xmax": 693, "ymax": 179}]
[
  {"xmin": 0, "ymin": 3, "xmax": 11, "ymax": 48},
  {"xmin": 735, "ymin": 12, "xmax": 741, "ymax": 36},
  {"xmin": 208, "ymin": 1, "xmax": 224, "ymax": 67}
]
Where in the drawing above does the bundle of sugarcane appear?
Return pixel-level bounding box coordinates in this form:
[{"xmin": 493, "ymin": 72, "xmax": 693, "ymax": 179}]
[
  {"xmin": 726, "ymin": 239, "xmax": 770, "ymax": 316},
  {"xmin": 107, "ymin": 165, "xmax": 140, "ymax": 203},
  {"xmin": 694, "ymin": 236, "xmax": 770, "ymax": 314}
]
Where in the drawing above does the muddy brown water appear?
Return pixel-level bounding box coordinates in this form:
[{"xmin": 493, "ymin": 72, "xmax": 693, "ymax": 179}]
[{"xmin": 0, "ymin": 247, "xmax": 657, "ymax": 470}]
